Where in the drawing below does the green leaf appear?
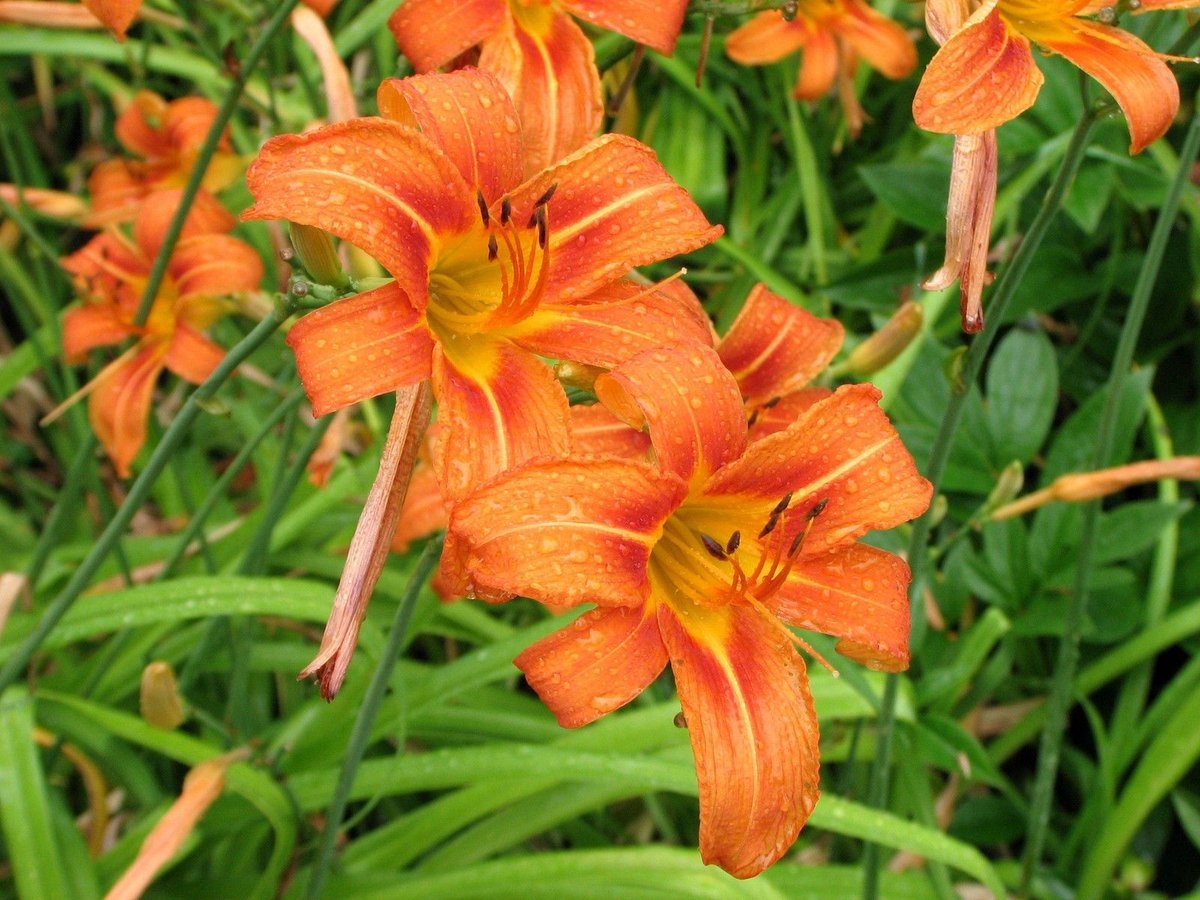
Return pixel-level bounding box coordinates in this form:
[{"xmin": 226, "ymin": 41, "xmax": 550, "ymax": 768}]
[
  {"xmin": 857, "ymin": 162, "xmax": 951, "ymax": 232},
  {"xmin": 985, "ymin": 328, "xmax": 1058, "ymax": 464},
  {"xmin": 0, "ymin": 688, "xmax": 74, "ymax": 899}
]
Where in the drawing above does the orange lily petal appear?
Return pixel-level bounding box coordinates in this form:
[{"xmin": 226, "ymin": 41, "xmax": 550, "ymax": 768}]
[
  {"xmin": 562, "ymin": 0, "xmax": 689, "ymax": 54},
  {"xmin": 62, "ymin": 303, "xmax": 130, "ymax": 361},
  {"xmin": 796, "ymin": 28, "xmax": 839, "ymax": 101},
  {"xmin": 432, "ymin": 336, "xmax": 571, "ymax": 501},
  {"xmin": 163, "ymin": 96, "xmax": 231, "ymax": 157},
  {"xmin": 89, "ymin": 343, "xmax": 167, "ymax": 477},
  {"xmin": 515, "ymin": 604, "xmax": 669, "ymax": 727},
  {"xmin": 478, "ymin": 10, "xmax": 603, "ymax": 177},
  {"xmin": 726, "ymin": 12, "xmax": 810, "ymax": 65},
  {"xmin": 706, "ymin": 384, "xmax": 931, "ymax": 553},
  {"xmin": 1037, "ymin": 19, "xmax": 1179, "ymax": 154},
  {"xmin": 511, "ymin": 276, "xmax": 715, "ymax": 371},
  {"xmin": 84, "ymin": 159, "xmax": 144, "ymax": 227},
  {"xmin": 116, "ymin": 92, "xmax": 173, "ymax": 159},
  {"xmin": 390, "ymin": 462, "xmax": 448, "ymax": 554},
  {"xmin": 377, "ymin": 68, "xmax": 524, "ymax": 203},
  {"xmin": 388, "ymin": 0, "xmax": 505, "ymax": 72},
  {"xmin": 658, "ymin": 600, "xmax": 819, "ymax": 879},
  {"xmin": 133, "ymin": 188, "xmax": 235, "ymax": 259},
  {"xmin": 82, "ymin": 0, "xmax": 139, "ymax": 40},
  {"xmin": 242, "ymin": 118, "xmax": 474, "ymax": 307},
  {"xmin": 450, "ymin": 456, "xmax": 687, "ymax": 608},
  {"xmin": 833, "ymin": 0, "xmax": 917, "ymax": 81},
  {"xmin": 163, "ymin": 324, "xmax": 224, "ymax": 385},
  {"xmin": 595, "ymin": 344, "xmax": 747, "ymax": 487},
  {"xmin": 717, "ymin": 284, "xmax": 843, "ymax": 407},
  {"xmin": 169, "ymin": 234, "xmax": 264, "ymax": 299},
  {"xmin": 287, "ymin": 282, "xmax": 435, "ymax": 416},
  {"xmin": 508, "ymin": 134, "xmax": 722, "ymax": 302},
  {"xmin": 569, "ymin": 403, "xmax": 649, "ymax": 458},
  {"xmin": 302, "ymin": 0, "xmax": 338, "ymax": 14},
  {"xmin": 748, "ymin": 387, "xmax": 832, "ymax": 441},
  {"xmin": 912, "ymin": 3, "xmax": 1043, "ymax": 135},
  {"xmin": 773, "ymin": 543, "xmax": 912, "ymax": 673}
]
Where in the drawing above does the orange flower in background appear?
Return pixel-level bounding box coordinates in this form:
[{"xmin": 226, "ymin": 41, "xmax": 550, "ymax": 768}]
[
  {"xmin": 86, "ymin": 91, "xmax": 243, "ymax": 228},
  {"xmin": 244, "ymin": 67, "xmax": 720, "ymax": 508},
  {"xmin": 913, "ymin": 0, "xmax": 1199, "ymax": 155},
  {"xmin": 450, "ymin": 344, "xmax": 931, "ymax": 877},
  {"xmin": 726, "ymin": 2, "xmax": 916, "ymax": 136},
  {"xmin": 389, "ymin": 0, "xmax": 689, "ymax": 175},
  {"xmin": 60, "ymin": 190, "xmax": 262, "ymax": 476}
]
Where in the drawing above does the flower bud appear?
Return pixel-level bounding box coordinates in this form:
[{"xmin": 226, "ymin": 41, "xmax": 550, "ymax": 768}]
[
  {"xmin": 288, "ymin": 222, "xmax": 348, "ymax": 289},
  {"xmin": 140, "ymin": 661, "xmax": 186, "ymax": 730},
  {"xmin": 986, "ymin": 460, "xmax": 1025, "ymax": 511},
  {"xmin": 847, "ymin": 301, "xmax": 923, "ymax": 376},
  {"xmin": 555, "ymin": 361, "xmax": 606, "ymax": 393}
]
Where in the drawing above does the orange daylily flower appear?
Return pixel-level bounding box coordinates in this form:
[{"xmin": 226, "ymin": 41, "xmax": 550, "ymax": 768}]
[
  {"xmin": 59, "ymin": 190, "xmax": 262, "ymax": 476},
  {"xmin": 914, "ymin": 0, "xmax": 1198, "ymax": 156},
  {"xmin": 389, "ymin": 0, "xmax": 689, "ymax": 175},
  {"xmin": 450, "ymin": 344, "xmax": 931, "ymax": 877},
  {"xmin": 726, "ymin": 2, "xmax": 916, "ymax": 136},
  {"xmin": 243, "ymin": 67, "xmax": 720, "ymax": 508},
  {"xmin": 86, "ymin": 91, "xmax": 243, "ymax": 228}
]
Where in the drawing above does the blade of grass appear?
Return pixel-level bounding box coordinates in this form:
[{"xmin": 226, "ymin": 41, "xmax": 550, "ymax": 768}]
[
  {"xmin": 1020, "ymin": 113, "xmax": 1200, "ymax": 892},
  {"xmin": 0, "ymin": 688, "xmax": 74, "ymax": 900}
]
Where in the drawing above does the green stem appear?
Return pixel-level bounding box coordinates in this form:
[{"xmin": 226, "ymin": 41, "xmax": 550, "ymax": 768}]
[
  {"xmin": 157, "ymin": 391, "xmax": 304, "ymax": 581},
  {"xmin": 130, "ymin": 0, "xmax": 301, "ymax": 326},
  {"xmin": 861, "ymin": 107, "xmax": 1099, "ymax": 900},
  {"xmin": 0, "ymin": 305, "xmax": 293, "ymax": 695},
  {"xmin": 1019, "ymin": 113, "xmax": 1200, "ymax": 894},
  {"xmin": 304, "ymin": 537, "xmax": 442, "ymax": 900}
]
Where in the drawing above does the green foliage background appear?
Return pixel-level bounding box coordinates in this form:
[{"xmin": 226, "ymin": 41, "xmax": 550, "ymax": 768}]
[{"xmin": 1, "ymin": 1, "xmax": 1199, "ymax": 896}]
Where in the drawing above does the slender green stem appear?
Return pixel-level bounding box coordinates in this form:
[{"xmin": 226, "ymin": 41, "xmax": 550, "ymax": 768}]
[
  {"xmin": 130, "ymin": 0, "xmax": 301, "ymax": 326},
  {"xmin": 158, "ymin": 391, "xmax": 304, "ymax": 580},
  {"xmin": 0, "ymin": 305, "xmax": 293, "ymax": 694},
  {"xmin": 1019, "ymin": 113, "xmax": 1200, "ymax": 894},
  {"xmin": 237, "ymin": 412, "xmax": 334, "ymax": 576},
  {"xmin": 305, "ymin": 537, "xmax": 443, "ymax": 900},
  {"xmin": 861, "ymin": 108, "xmax": 1099, "ymax": 900},
  {"xmin": 24, "ymin": 435, "xmax": 96, "ymax": 589}
]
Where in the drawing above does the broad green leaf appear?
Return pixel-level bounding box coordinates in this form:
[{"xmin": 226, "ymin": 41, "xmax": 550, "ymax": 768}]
[
  {"xmin": 0, "ymin": 688, "xmax": 74, "ymax": 899},
  {"xmin": 985, "ymin": 328, "xmax": 1058, "ymax": 464}
]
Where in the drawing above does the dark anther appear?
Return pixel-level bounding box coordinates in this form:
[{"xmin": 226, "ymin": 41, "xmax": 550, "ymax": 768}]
[
  {"xmin": 763, "ymin": 396, "xmax": 782, "ymax": 409},
  {"xmin": 771, "ymin": 492, "xmax": 793, "ymax": 517},
  {"xmin": 487, "ymin": 234, "xmax": 499, "ymax": 261},
  {"xmin": 808, "ymin": 498, "xmax": 829, "ymax": 519},
  {"xmin": 535, "ymin": 206, "xmax": 548, "ymax": 249},
  {"xmin": 500, "ymin": 196, "xmax": 512, "ymax": 225},
  {"xmin": 747, "ymin": 409, "xmax": 760, "ymax": 428},
  {"xmin": 758, "ymin": 513, "xmax": 780, "ymax": 540},
  {"xmin": 789, "ymin": 528, "xmax": 806, "ymax": 556},
  {"xmin": 476, "ymin": 191, "xmax": 490, "ymax": 226},
  {"xmin": 700, "ymin": 533, "xmax": 728, "ymax": 561},
  {"xmin": 673, "ymin": 711, "xmax": 688, "ymax": 729},
  {"xmin": 726, "ymin": 530, "xmax": 741, "ymax": 555},
  {"xmin": 534, "ymin": 182, "xmax": 558, "ymax": 208}
]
